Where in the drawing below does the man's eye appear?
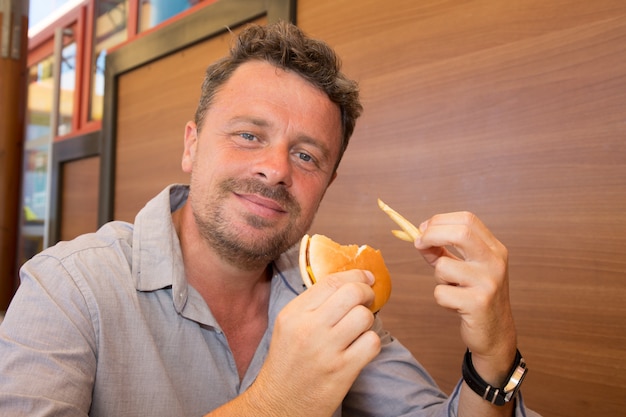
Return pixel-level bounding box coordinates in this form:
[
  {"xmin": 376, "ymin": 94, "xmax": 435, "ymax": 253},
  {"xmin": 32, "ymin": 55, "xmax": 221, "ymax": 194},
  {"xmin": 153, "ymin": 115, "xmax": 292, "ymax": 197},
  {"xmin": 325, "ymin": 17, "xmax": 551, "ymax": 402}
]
[
  {"xmin": 239, "ymin": 132, "xmax": 257, "ymax": 141},
  {"xmin": 297, "ymin": 152, "xmax": 313, "ymax": 163}
]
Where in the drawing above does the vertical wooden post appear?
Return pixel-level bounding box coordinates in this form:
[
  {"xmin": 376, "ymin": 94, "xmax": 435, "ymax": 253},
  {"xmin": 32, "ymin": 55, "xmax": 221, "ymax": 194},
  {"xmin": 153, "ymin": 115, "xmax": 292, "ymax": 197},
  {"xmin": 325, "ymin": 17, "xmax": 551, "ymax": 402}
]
[{"xmin": 0, "ymin": 0, "xmax": 29, "ymax": 310}]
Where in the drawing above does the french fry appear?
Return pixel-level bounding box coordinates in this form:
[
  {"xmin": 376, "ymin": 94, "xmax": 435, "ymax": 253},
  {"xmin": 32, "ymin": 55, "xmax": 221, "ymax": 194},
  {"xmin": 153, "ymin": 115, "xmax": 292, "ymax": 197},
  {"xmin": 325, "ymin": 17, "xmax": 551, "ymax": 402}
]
[
  {"xmin": 391, "ymin": 229, "xmax": 414, "ymax": 242},
  {"xmin": 378, "ymin": 198, "xmax": 422, "ymax": 242}
]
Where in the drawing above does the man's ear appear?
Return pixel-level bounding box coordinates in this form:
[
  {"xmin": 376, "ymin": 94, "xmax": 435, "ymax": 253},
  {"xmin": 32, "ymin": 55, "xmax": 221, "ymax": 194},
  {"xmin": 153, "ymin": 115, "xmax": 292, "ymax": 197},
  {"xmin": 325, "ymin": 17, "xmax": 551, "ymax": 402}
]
[{"xmin": 182, "ymin": 121, "xmax": 198, "ymax": 173}]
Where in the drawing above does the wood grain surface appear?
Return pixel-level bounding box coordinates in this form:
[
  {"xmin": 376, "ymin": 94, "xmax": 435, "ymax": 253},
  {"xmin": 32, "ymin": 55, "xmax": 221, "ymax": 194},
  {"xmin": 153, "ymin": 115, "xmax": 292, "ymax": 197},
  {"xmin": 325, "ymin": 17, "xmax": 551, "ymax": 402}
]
[{"xmin": 60, "ymin": 156, "xmax": 100, "ymax": 241}]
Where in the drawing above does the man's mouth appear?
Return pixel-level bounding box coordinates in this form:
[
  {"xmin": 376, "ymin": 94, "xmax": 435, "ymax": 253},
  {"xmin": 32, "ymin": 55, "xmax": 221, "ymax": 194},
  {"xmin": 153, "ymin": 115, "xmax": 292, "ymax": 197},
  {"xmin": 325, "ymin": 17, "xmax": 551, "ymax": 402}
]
[
  {"xmin": 236, "ymin": 193, "xmax": 287, "ymax": 214},
  {"xmin": 219, "ymin": 177, "xmax": 301, "ymax": 221}
]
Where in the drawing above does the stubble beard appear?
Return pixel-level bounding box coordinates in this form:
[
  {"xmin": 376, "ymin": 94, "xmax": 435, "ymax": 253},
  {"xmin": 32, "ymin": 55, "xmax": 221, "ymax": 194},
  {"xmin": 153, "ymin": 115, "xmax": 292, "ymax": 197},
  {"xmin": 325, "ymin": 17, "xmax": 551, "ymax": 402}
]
[{"xmin": 191, "ymin": 177, "xmax": 312, "ymax": 271}]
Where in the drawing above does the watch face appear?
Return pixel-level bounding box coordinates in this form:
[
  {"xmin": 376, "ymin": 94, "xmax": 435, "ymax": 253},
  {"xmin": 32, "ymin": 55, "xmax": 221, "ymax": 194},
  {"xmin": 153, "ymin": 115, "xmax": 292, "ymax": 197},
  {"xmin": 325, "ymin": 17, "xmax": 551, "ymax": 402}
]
[{"xmin": 503, "ymin": 360, "xmax": 527, "ymax": 401}]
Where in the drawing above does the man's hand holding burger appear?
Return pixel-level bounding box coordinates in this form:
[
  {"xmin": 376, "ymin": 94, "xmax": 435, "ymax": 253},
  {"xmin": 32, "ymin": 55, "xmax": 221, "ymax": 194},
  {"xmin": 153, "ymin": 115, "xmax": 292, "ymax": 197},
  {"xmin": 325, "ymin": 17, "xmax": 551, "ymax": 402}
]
[
  {"xmin": 204, "ymin": 269, "xmax": 379, "ymax": 417},
  {"xmin": 206, "ymin": 234, "xmax": 389, "ymax": 417},
  {"xmin": 250, "ymin": 269, "xmax": 380, "ymax": 416}
]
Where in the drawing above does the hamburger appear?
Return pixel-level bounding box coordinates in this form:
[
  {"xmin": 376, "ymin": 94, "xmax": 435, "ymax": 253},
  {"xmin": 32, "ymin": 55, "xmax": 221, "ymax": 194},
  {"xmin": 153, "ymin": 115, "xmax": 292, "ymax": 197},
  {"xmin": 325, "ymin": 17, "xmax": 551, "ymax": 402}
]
[{"xmin": 298, "ymin": 234, "xmax": 392, "ymax": 313}]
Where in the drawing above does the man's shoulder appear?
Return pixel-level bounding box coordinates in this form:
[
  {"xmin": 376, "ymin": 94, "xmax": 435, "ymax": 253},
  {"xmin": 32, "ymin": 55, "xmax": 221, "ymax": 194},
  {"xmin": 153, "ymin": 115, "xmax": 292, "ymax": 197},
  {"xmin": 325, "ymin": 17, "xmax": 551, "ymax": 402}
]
[
  {"xmin": 41, "ymin": 220, "xmax": 135, "ymax": 262},
  {"xmin": 35, "ymin": 183, "xmax": 183, "ymax": 264},
  {"xmin": 22, "ymin": 222, "xmax": 137, "ymax": 291}
]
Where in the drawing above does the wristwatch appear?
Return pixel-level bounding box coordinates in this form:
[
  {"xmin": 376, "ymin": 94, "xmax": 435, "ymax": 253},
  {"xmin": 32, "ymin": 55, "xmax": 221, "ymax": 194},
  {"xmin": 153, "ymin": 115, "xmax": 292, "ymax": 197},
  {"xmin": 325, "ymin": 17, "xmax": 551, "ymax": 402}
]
[{"xmin": 461, "ymin": 348, "xmax": 528, "ymax": 406}]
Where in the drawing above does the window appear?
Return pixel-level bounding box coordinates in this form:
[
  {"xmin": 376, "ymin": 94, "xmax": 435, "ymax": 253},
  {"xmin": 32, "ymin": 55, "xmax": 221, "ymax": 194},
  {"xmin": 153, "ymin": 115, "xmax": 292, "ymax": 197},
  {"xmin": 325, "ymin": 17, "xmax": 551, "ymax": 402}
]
[
  {"xmin": 19, "ymin": 0, "xmax": 223, "ymax": 260},
  {"xmin": 58, "ymin": 39, "xmax": 77, "ymax": 136},
  {"xmin": 138, "ymin": 0, "xmax": 202, "ymax": 32},
  {"xmin": 89, "ymin": 0, "xmax": 129, "ymax": 121},
  {"xmin": 21, "ymin": 18, "xmax": 78, "ymax": 258},
  {"xmin": 23, "ymin": 57, "xmax": 55, "ymax": 223},
  {"xmin": 20, "ymin": 56, "xmax": 55, "ymax": 260}
]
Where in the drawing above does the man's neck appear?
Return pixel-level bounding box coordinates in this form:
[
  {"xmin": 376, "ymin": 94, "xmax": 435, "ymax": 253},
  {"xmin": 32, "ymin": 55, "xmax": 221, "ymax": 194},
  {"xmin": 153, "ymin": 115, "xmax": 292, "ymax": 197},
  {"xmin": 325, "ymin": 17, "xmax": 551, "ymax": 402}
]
[{"xmin": 171, "ymin": 202, "xmax": 272, "ymax": 378}]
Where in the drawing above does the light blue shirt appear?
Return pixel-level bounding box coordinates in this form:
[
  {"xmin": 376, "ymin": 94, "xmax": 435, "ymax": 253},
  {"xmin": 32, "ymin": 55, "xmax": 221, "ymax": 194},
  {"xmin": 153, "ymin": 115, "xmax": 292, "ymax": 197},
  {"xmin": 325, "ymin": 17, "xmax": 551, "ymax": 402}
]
[{"xmin": 0, "ymin": 185, "xmax": 540, "ymax": 416}]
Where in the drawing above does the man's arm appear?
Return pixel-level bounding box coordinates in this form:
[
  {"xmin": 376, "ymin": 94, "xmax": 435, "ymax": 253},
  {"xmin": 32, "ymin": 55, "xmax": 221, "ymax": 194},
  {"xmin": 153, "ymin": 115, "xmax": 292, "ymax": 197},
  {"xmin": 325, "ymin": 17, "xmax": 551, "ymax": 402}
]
[{"xmin": 0, "ymin": 257, "xmax": 96, "ymax": 416}]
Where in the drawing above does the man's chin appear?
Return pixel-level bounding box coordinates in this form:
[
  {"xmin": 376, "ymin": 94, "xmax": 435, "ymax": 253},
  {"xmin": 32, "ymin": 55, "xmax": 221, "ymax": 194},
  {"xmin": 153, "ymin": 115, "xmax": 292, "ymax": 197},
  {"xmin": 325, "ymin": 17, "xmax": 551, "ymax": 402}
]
[{"xmin": 211, "ymin": 226, "xmax": 299, "ymax": 270}]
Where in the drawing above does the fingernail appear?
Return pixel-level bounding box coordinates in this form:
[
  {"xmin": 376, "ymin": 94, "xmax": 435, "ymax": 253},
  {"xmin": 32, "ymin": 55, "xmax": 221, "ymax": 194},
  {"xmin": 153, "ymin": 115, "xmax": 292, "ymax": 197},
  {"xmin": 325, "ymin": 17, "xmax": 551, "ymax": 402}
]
[{"xmin": 364, "ymin": 270, "xmax": 375, "ymax": 285}]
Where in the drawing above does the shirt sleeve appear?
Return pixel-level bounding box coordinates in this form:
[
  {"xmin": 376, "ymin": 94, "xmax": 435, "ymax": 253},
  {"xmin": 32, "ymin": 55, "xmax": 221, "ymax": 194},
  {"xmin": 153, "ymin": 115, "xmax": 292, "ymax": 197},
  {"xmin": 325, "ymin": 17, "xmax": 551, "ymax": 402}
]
[
  {"xmin": 341, "ymin": 317, "xmax": 542, "ymax": 417},
  {"xmin": 0, "ymin": 254, "xmax": 97, "ymax": 416}
]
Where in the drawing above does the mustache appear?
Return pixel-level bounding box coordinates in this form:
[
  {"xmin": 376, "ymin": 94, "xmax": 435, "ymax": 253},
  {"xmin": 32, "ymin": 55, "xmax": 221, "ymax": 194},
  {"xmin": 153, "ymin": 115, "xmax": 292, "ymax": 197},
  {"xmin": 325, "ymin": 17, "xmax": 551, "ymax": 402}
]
[{"xmin": 219, "ymin": 178, "xmax": 300, "ymax": 213}]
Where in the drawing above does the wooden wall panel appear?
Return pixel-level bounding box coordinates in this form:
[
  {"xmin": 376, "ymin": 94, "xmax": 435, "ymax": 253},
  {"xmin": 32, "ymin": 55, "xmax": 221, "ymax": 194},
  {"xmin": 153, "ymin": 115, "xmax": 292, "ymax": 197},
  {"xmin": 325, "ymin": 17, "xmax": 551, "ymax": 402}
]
[
  {"xmin": 114, "ymin": 41, "xmax": 216, "ymax": 221},
  {"xmin": 296, "ymin": 1, "xmax": 626, "ymax": 416},
  {"xmin": 114, "ymin": 20, "xmax": 264, "ymax": 221},
  {"xmin": 60, "ymin": 156, "xmax": 100, "ymax": 241}
]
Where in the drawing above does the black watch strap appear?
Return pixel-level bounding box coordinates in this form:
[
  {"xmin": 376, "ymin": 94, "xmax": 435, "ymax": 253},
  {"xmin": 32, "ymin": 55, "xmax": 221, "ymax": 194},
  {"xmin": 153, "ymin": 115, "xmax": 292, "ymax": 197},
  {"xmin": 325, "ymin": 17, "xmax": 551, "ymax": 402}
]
[{"xmin": 462, "ymin": 348, "xmax": 527, "ymax": 406}]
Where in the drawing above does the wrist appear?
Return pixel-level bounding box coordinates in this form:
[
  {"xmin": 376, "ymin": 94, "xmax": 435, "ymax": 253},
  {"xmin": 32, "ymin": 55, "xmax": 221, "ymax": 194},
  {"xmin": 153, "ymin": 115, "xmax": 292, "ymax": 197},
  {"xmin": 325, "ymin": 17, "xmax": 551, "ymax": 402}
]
[
  {"xmin": 469, "ymin": 344, "xmax": 518, "ymax": 386},
  {"xmin": 462, "ymin": 348, "xmax": 528, "ymax": 406}
]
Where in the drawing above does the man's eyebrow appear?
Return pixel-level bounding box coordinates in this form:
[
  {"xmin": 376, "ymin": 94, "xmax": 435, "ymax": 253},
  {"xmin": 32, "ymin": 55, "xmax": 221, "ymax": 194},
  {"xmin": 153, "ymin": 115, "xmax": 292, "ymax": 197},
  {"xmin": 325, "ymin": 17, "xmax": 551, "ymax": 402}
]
[
  {"xmin": 226, "ymin": 116, "xmax": 270, "ymax": 127},
  {"xmin": 297, "ymin": 135, "xmax": 334, "ymax": 162}
]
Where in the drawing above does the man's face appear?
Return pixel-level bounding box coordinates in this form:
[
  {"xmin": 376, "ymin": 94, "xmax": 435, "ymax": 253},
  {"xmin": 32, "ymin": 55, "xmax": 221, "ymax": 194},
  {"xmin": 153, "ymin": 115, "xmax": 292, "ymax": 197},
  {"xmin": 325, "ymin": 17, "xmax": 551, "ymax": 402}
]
[{"xmin": 181, "ymin": 60, "xmax": 343, "ymax": 270}]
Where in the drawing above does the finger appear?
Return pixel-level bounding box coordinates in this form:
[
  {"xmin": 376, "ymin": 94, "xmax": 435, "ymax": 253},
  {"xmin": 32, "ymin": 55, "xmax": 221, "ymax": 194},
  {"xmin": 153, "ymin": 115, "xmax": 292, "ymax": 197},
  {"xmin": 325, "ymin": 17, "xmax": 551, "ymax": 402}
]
[
  {"xmin": 301, "ymin": 269, "xmax": 373, "ymax": 309},
  {"xmin": 432, "ymin": 255, "xmax": 489, "ymax": 288},
  {"xmin": 417, "ymin": 221, "xmax": 495, "ymax": 263},
  {"xmin": 342, "ymin": 329, "xmax": 381, "ymax": 371},
  {"xmin": 331, "ymin": 305, "xmax": 374, "ymax": 344},
  {"xmin": 417, "ymin": 244, "xmax": 457, "ymax": 267},
  {"xmin": 301, "ymin": 270, "xmax": 375, "ymax": 325},
  {"xmin": 329, "ymin": 304, "xmax": 376, "ymax": 348},
  {"xmin": 318, "ymin": 280, "xmax": 376, "ymax": 327},
  {"xmin": 433, "ymin": 282, "xmax": 468, "ymax": 312},
  {"xmin": 433, "ymin": 279, "xmax": 499, "ymax": 314},
  {"xmin": 425, "ymin": 212, "xmax": 496, "ymax": 245}
]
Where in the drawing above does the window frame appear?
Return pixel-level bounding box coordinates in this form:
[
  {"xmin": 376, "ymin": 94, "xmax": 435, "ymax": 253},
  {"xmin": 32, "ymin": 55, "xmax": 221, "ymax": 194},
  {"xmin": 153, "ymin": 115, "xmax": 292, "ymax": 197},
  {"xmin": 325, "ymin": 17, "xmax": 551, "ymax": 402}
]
[{"xmin": 27, "ymin": 7, "xmax": 85, "ymax": 142}]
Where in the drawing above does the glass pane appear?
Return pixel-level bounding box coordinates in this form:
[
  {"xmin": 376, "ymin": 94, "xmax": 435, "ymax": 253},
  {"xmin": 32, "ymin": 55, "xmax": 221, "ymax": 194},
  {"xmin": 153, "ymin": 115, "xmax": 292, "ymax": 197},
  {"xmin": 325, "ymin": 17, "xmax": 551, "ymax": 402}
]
[
  {"xmin": 58, "ymin": 40, "xmax": 76, "ymax": 136},
  {"xmin": 20, "ymin": 58, "xmax": 55, "ymax": 260},
  {"xmin": 89, "ymin": 0, "xmax": 129, "ymax": 121},
  {"xmin": 24, "ymin": 58, "xmax": 54, "ymax": 219},
  {"xmin": 138, "ymin": 0, "xmax": 202, "ymax": 32}
]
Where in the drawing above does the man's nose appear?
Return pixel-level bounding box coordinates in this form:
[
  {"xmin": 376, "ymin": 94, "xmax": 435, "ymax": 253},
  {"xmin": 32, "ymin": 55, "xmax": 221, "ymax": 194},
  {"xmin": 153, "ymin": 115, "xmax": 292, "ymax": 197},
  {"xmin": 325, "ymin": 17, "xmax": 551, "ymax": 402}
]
[{"xmin": 254, "ymin": 146, "xmax": 293, "ymax": 187}]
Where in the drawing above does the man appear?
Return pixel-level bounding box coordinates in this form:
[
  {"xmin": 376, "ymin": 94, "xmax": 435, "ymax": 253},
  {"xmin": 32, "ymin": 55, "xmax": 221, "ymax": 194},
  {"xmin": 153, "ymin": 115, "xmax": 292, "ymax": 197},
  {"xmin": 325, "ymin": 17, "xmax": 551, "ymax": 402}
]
[{"xmin": 0, "ymin": 22, "xmax": 540, "ymax": 416}]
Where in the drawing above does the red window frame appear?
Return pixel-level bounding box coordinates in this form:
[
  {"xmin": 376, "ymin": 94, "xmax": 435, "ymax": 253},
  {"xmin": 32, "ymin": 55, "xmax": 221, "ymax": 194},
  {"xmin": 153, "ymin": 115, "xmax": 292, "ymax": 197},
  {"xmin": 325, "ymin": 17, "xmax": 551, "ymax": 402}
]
[{"xmin": 26, "ymin": 0, "xmax": 219, "ymax": 142}]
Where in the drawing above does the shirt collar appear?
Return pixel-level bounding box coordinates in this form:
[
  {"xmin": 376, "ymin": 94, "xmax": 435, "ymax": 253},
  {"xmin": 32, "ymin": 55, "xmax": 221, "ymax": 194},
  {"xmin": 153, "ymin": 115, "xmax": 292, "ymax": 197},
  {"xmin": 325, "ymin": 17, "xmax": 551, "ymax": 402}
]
[{"xmin": 132, "ymin": 185, "xmax": 188, "ymax": 298}]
